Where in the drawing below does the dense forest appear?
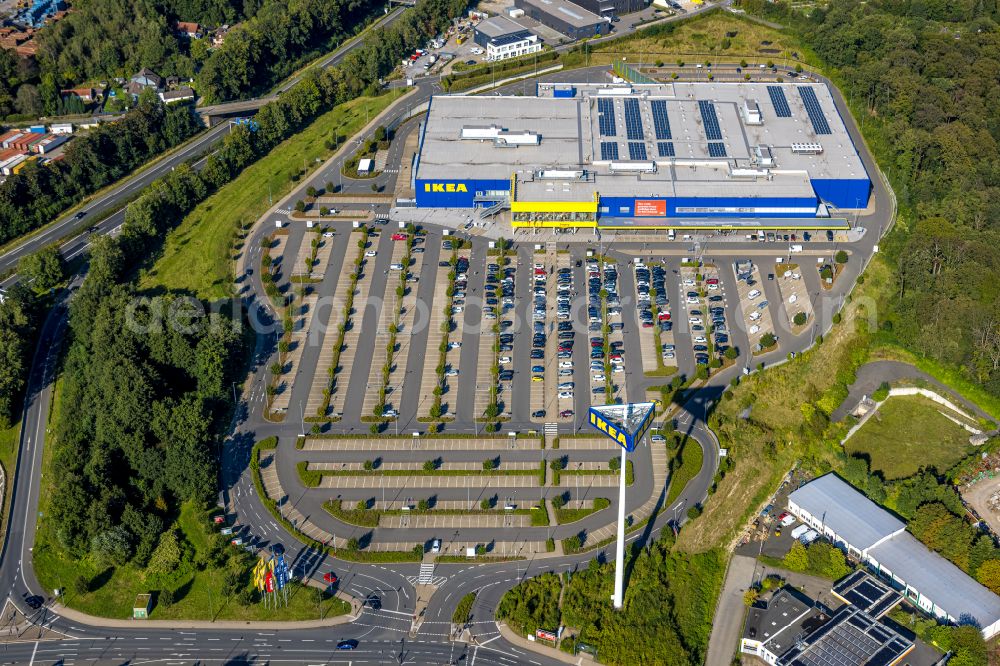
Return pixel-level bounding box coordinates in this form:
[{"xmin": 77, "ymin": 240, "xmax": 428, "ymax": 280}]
[
  {"xmin": 736, "ymin": 0, "xmax": 1000, "ymax": 397},
  {"xmin": 0, "ymin": 94, "xmax": 201, "ymax": 247},
  {"xmin": 0, "ymin": 0, "xmax": 384, "ymax": 116},
  {"xmin": 497, "ymin": 533, "xmax": 725, "ymax": 666}
]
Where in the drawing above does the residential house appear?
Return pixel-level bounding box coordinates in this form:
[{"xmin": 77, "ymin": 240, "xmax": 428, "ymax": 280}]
[
  {"xmin": 60, "ymin": 87, "xmax": 96, "ymax": 102},
  {"xmin": 126, "ymin": 68, "xmax": 163, "ymax": 100},
  {"xmin": 175, "ymin": 21, "xmax": 201, "ymax": 39},
  {"xmin": 159, "ymin": 87, "xmax": 195, "ymax": 104}
]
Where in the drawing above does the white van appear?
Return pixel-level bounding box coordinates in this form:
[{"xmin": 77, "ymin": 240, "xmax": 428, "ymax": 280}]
[
  {"xmin": 800, "ymin": 529, "xmax": 820, "ymax": 545},
  {"xmin": 790, "ymin": 524, "xmax": 810, "ymax": 540}
]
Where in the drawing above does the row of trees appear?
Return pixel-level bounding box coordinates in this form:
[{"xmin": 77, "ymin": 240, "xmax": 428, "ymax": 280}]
[
  {"xmin": 842, "ymin": 456, "xmax": 1000, "ymax": 594},
  {"xmin": 736, "ymin": 0, "xmax": 1000, "ymax": 398},
  {"xmin": 0, "ymin": 94, "xmax": 201, "ymax": 247}
]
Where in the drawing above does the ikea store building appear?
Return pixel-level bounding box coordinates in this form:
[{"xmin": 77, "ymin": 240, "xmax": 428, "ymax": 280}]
[{"xmin": 412, "ymin": 82, "xmax": 871, "ymax": 230}]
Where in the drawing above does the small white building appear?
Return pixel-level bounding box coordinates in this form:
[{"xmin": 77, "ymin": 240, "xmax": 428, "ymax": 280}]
[
  {"xmin": 473, "ymin": 16, "xmax": 541, "ymax": 62},
  {"xmin": 357, "ymin": 158, "xmax": 374, "ymax": 175},
  {"xmin": 49, "ymin": 123, "xmax": 73, "ymax": 135}
]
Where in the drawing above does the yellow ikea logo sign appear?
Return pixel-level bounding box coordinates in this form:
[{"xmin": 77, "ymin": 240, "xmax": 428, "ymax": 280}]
[
  {"xmin": 589, "ymin": 412, "xmax": 629, "ymax": 448},
  {"xmin": 424, "ymin": 183, "xmax": 468, "ymax": 193}
]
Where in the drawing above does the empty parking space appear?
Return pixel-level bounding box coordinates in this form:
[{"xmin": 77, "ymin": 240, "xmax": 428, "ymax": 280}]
[
  {"xmin": 318, "ymin": 474, "xmax": 540, "ymax": 489},
  {"xmin": 733, "ymin": 258, "xmax": 776, "ymax": 352},
  {"xmin": 773, "ymin": 260, "xmax": 814, "ymax": 335},
  {"xmin": 305, "ymin": 237, "xmax": 357, "ymax": 417},
  {"xmin": 329, "ymin": 234, "xmax": 377, "ymax": 417},
  {"xmin": 270, "ymin": 293, "xmax": 318, "ymax": 413},
  {"xmin": 360, "ymin": 241, "xmax": 409, "ymax": 418},
  {"xmin": 300, "ymin": 436, "xmax": 543, "ymax": 451},
  {"xmin": 380, "ymin": 513, "xmax": 532, "ymax": 529},
  {"xmin": 415, "ymin": 248, "xmax": 454, "ymax": 419},
  {"xmin": 387, "ymin": 244, "xmax": 426, "ymax": 412}
]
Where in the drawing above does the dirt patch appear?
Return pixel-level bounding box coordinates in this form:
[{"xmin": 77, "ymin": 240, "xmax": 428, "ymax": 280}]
[{"xmin": 962, "ymin": 476, "xmax": 1000, "ymax": 536}]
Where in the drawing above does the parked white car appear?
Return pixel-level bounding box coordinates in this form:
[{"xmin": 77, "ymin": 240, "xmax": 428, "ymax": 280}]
[{"xmin": 748, "ymin": 289, "xmax": 761, "ymax": 300}]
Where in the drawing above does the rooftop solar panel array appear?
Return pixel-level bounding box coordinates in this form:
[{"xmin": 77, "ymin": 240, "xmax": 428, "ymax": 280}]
[
  {"xmin": 597, "ymin": 98, "xmax": 616, "ymax": 137},
  {"xmin": 798, "ymin": 87, "xmax": 832, "ymax": 135},
  {"xmin": 767, "ymin": 86, "xmax": 792, "ymax": 118},
  {"xmin": 628, "ymin": 142, "xmax": 647, "ymax": 160},
  {"xmin": 707, "ymin": 142, "xmax": 727, "ymax": 158},
  {"xmin": 623, "ymin": 98, "xmax": 644, "ymax": 141},
  {"xmin": 600, "ymin": 141, "xmax": 619, "ymax": 161},
  {"xmin": 657, "ymin": 141, "xmax": 675, "ymax": 158},
  {"xmin": 698, "ymin": 99, "xmax": 723, "ymax": 141},
  {"xmin": 650, "ymin": 100, "xmax": 672, "ymax": 140}
]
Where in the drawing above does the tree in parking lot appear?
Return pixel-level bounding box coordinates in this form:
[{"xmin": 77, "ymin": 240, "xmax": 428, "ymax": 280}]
[
  {"xmin": 418, "ymin": 499, "xmax": 430, "ymax": 511},
  {"xmin": 835, "ymin": 250, "xmax": 848, "ymax": 264},
  {"xmin": 551, "ymin": 493, "xmax": 565, "ymax": 510},
  {"xmin": 793, "ymin": 312, "xmax": 807, "ymax": 326},
  {"xmin": 724, "ymin": 347, "xmax": 739, "ymax": 360},
  {"xmin": 346, "ymin": 538, "xmax": 360, "ymax": 551},
  {"xmin": 423, "ymin": 459, "xmax": 436, "ymax": 471},
  {"xmin": 295, "ymin": 200, "xmax": 305, "ymax": 212},
  {"xmin": 783, "ymin": 540, "xmax": 808, "ymax": 572},
  {"xmin": 760, "ymin": 332, "xmax": 777, "ymax": 349}
]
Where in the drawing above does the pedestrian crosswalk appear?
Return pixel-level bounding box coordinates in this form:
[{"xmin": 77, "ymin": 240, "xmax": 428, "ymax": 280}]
[
  {"xmin": 544, "ymin": 423, "xmax": 559, "ymax": 447},
  {"xmin": 275, "ymin": 208, "xmax": 291, "ymax": 215},
  {"xmin": 417, "ymin": 562, "xmax": 435, "ymax": 584}
]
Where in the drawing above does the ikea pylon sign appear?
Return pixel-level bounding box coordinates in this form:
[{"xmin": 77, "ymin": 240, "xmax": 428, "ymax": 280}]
[{"xmin": 587, "ymin": 403, "xmax": 656, "ymax": 452}]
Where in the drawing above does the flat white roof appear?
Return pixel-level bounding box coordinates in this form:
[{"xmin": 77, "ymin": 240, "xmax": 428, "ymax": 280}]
[
  {"xmin": 416, "ymin": 82, "xmax": 868, "ymax": 194},
  {"xmin": 788, "ymin": 474, "xmax": 905, "ymax": 551}
]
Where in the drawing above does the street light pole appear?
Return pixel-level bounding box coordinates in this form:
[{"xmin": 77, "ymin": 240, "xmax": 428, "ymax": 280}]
[{"xmin": 612, "ymin": 442, "xmax": 627, "ymax": 609}]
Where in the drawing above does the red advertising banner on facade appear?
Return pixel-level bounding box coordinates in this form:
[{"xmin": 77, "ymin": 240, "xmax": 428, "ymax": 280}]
[
  {"xmin": 536, "ymin": 629, "xmax": 557, "ymax": 642},
  {"xmin": 635, "ymin": 199, "xmax": 666, "ymax": 217}
]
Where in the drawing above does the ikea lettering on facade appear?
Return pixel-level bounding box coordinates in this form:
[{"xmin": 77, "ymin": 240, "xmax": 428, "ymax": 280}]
[{"xmin": 424, "ymin": 183, "xmax": 468, "ymax": 193}]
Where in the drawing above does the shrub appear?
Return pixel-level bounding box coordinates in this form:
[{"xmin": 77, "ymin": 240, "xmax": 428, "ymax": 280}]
[
  {"xmin": 835, "ymin": 250, "xmax": 848, "ymax": 264},
  {"xmin": 793, "ymin": 312, "xmax": 807, "ymax": 326}
]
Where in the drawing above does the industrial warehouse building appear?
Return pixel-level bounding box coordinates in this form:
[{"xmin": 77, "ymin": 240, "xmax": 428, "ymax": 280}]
[
  {"xmin": 787, "ymin": 474, "xmax": 1000, "ymax": 639},
  {"xmin": 569, "ymin": 0, "xmax": 646, "ymax": 17},
  {"xmin": 412, "ymin": 82, "xmax": 870, "ymax": 230},
  {"xmin": 513, "ymin": 0, "xmax": 609, "ymax": 40}
]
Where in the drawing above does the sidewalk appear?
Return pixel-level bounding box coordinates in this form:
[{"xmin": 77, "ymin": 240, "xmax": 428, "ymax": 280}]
[
  {"xmin": 51, "ymin": 587, "xmax": 361, "ymax": 631},
  {"xmin": 495, "ymin": 621, "xmax": 593, "ymax": 665}
]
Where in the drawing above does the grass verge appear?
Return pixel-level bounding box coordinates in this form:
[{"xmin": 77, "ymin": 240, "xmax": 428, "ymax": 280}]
[
  {"xmin": 845, "ymin": 394, "xmax": 974, "ymax": 480},
  {"xmin": 142, "ymin": 89, "xmax": 407, "ymax": 301}
]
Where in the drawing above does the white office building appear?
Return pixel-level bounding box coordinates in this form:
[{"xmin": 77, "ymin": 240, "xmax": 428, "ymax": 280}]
[{"xmin": 473, "ymin": 16, "xmax": 542, "ymax": 62}]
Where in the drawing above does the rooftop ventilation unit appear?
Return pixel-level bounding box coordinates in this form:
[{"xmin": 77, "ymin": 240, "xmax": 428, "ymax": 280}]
[
  {"xmin": 495, "ymin": 130, "xmax": 540, "ymax": 146},
  {"xmin": 741, "ymin": 99, "xmax": 763, "ymax": 125},
  {"xmin": 597, "ymin": 87, "xmax": 633, "ymax": 96},
  {"xmin": 791, "ymin": 142, "xmax": 823, "ymax": 154},
  {"xmin": 537, "ymin": 170, "xmax": 584, "ymax": 179},
  {"xmin": 609, "ymin": 161, "xmax": 656, "ymax": 173},
  {"xmin": 753, "ymin": 145, "xmax": 774, "ymax": 167}
]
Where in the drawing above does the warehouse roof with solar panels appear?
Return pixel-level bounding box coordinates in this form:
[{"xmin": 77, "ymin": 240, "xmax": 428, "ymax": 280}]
[{"xmin": 414, "ymin": 81, "xmax": 871, "ymax": 211}]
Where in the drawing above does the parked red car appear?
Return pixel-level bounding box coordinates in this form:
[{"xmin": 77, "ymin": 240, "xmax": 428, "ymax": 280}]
[{"xmin": 391, "ymin": 233, "xmax": 408, "ymax": 241}]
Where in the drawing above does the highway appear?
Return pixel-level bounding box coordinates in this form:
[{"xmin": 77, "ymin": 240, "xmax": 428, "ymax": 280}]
[{"xmin": 0, "ymin": 10, "xmax": 894, "ymax": 666}]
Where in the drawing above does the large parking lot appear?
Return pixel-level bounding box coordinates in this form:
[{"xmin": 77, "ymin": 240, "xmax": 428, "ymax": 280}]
[{"xmin": 261, "ymin": 223, "xmax": 840, "ymax": 431}]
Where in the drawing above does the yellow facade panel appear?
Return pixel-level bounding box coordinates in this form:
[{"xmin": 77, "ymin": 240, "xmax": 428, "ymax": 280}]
[{"xmin": 510, "ymin": 200, "xmax": 598, "ymax": 214}]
